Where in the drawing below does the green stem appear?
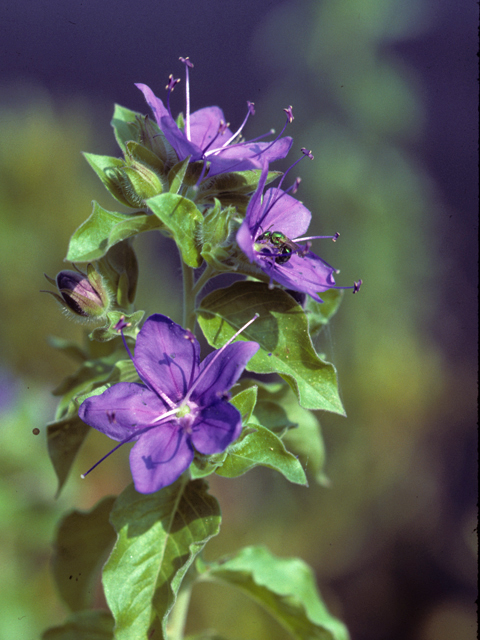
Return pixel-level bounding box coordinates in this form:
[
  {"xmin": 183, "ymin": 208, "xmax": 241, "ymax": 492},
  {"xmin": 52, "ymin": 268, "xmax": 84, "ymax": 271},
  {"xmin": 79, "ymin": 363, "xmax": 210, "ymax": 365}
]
[
  {"xmin": 181, "ymin": 260, "xmax": 196, "ymax": 330},
  {"xmin": 167, "ymin": 573, "xmax": 195, "ymax": 640},
  {"xmin": 182, "ymin": 261, "xmax": 218, "ymax": 331},
  {"xmin": 191, "ymin": 264, "xmax": 217, "ymax": 298}
]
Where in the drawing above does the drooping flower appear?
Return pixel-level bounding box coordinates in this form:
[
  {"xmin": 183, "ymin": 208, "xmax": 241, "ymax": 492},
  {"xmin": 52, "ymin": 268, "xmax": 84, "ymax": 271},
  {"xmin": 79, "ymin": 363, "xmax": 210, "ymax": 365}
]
[
  {"xmin": 135, "ymin": 57, "xmax": 293, "ymax": 178},
  {"xmin": 236, "ymin": 159, "xmax": 362, "ymax": 302},
  {"xmin": 79, "ymin": 314, "xmax": 259, "ymax": 493}
]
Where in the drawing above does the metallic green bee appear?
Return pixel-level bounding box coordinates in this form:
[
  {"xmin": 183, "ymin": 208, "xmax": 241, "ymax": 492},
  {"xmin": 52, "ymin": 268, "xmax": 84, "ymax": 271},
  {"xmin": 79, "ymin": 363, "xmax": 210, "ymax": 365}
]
[{"xmin": 256, "ymin": 229, "xmax": 302, "ymax": 264}]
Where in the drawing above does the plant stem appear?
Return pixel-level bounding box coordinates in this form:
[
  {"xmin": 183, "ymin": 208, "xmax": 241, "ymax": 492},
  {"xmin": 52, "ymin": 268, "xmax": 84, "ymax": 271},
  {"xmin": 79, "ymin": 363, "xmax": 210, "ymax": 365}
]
[
  {"xmin": 182, "ymin": 261, "xmax": 218, "ymax": 331},
  {"xmin": 181, "ymin": 260, "xmax": 195, "ymax": 330},
  {"xmin": 167, "ymin": 570, "xmax": 195, "ymax": 640},
  {"xmin": 191, "ymin": 264, "xmax": 217, "ymax": 298}
]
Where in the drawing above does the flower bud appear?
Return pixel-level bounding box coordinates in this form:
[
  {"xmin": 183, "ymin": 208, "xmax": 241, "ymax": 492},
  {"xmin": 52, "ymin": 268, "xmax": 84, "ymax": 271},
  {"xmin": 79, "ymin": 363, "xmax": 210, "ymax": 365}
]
[
  {"xmin": 117, "ymin": 162, "xmax": 164, "ymax": 207},
  {"xmin": 43, "ymin": 264, "xmax": 111, "ymax": 320}
]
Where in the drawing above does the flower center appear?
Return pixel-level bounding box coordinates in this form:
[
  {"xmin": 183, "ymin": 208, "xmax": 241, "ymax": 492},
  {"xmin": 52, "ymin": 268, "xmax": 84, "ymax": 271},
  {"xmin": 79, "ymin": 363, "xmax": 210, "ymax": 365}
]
[{"xmin": 175, "ymin": 400, "xmax": 199, "ymax": 433}]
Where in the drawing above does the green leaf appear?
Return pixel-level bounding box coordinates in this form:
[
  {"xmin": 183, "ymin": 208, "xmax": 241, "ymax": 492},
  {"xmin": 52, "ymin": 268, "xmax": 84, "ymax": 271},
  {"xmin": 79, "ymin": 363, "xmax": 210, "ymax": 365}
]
[
  {"xmin": 280, "ymin": 399, "xmax": 328, "ymax": 486},
  {"xmin": 146, "ymin": 193, "xmax": 203, "ymax": 267},
  {"xmin": 197, "ymin": 546, "xmax": 350, "ymax": 640},
  {"xmin": 52, "ymin": 497, "xmax": 116, "ymax": 611},
  {"xmin": 168, "ymin": 157, "xmax": 190, "ymax": 194},
  {"xmin": 230, "ymin": 386, "xmax": 258, "ymax": 425},
  {"xmin": 66, "ymin": 202, "xmax": 163, "ymax": 263},
  {"xmin": 303, "ymin": 289, "xmax": 343, "ymax": 337},
  {"xmin": 83, "ymin": 152, "xmax": 132, "ymax": 207},
  {"xmin": 189, "ymin": 387, "xmax": 258, "ymax": 481},
  {"xmin": 111, "ymin": 104, "xmax": 143, "ymax": 152},
  {"xmin": 41, "ymin": 610, "xmax": 114, "ymax": 640},
  {"xmin": 47, "ymin": 414, "xmax": 90, "ymax": 497},
  {"xmin": 238, "ymin": 380, "xmax": 328, "ymax": 484},
  {"xmin": 103, "ymin": 478, "xmax": 221, "ymax": 640},
  {"xmin": 216, "ymin": 423, "xmax": 307, "ymax": 485},
  {"xmin": 197, "ymin": 281, "xmax": 345, "ymax": 415},
  {"xmin": 202, "ymin": 169, "xmax": 282, "ymax": 197}
]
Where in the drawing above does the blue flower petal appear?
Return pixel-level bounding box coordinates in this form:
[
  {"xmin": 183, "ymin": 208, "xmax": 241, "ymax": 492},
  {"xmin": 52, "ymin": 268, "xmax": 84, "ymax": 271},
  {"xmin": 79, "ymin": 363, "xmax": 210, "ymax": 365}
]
[
  {"xmin": 194, "ymin": 341, "xmax": 260, "ymax": 406},
  {"xmin": 191, "ymin": 400, "xmax": 242, "ymax": 455},
  {"xmin": 79, "ymin": 382, "xmax": 166, "ymax": 441},
  {"xmin": 134, "ymin": 314, "xmax": 200, "ymax": 404},
  {"xmin": 129, "ymin": 423, "xmax": 194, "ymax": 493}
]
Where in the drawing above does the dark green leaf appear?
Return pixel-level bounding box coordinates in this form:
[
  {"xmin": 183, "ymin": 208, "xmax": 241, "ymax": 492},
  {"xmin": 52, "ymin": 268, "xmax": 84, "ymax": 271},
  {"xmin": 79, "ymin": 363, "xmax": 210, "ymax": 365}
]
[
  {"xmin": 197, "ymin": 546, "xmax": 350, "ymax": 640},
  {"xmin": 48, "ymin": 349, "xmax": 138, "ymax": 495},
  {"xmin": 201, "ymin": 169, "xmax": 282, "ymax": 197},
  {"xmin": 146, "ymin": 193, "xmax": 203, "ymax": 267},
  {"xmin": 216, "ymin": 423, "xmax": 307, "ymax": 485},
  {"xmin": 66, "ymin": 202, "xmax": 163, "ymax": 263},
  {"xmin": 197, "ymin": 281, "xmax": 345, "ymax": 414},
  {"xmin": 42, "ymin": 610, "xmax": 114, "ymax": 640},
  {"xmin": 52, "ymin": 497, "xmax": 116, "ymax": 611},
  {"xmin": 103, "ymin": 478, "xmax": 221, "ymax": 640},
  {"xmin": 47, "ymin": 414, "xmax": 90, "ymax": 497}
]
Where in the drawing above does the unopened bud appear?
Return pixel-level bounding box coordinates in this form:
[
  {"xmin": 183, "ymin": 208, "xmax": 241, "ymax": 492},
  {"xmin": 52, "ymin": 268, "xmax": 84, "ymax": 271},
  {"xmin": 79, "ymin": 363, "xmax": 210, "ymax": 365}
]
[
  {"xmin": 118, "ymin": 162, "xmax": 164, "ymax": 206},
  {"xmin": 43, "ymin": 264, "xmax": 111, "ymax": 320}
]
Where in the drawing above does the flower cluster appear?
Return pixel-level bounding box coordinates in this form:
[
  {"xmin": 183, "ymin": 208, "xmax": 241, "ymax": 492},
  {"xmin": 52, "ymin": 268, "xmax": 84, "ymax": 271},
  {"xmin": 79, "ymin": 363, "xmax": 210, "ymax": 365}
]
[
  {"xmin": 71, "ymin": 57, "xmax": 361, "ymax": 494},
  {"xmin": 136, "ymin": 57, "xmax": 292, "ymax": 179}
]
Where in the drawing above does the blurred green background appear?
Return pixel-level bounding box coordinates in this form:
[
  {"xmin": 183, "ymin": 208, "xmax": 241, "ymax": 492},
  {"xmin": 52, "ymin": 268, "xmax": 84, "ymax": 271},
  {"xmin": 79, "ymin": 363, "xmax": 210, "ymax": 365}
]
[{"xmin": 0, "ymin": 0, "xmax": 476, "ymax": 638}]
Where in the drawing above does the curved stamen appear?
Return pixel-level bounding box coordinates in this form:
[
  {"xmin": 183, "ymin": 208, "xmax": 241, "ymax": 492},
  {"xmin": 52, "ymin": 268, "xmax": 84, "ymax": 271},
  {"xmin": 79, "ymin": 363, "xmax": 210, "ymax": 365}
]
[
  {"xmin": 277, "ymin": 148, "xmax": 313, "ymax": 191},
  {"xmin": 165, "ymin": 74, "xmax": 180, "ymax": 118},
  {"xmin": 218, "ymin": 101, "xmax": 255, "ymax": 149},
  {"xmin": 184, "ymin": 314, "xmax": 259, "ymax": 403},
  {"xmin": 207, "ymin": 128, "xmax": 275, "ymax": 156},
  {"xmin": 294, "ymin": 232, "xmax": 340, "ymax": 242},
  {"xmin": 201, "ymin": 120, "xmax": 230, "ymax": 155}
]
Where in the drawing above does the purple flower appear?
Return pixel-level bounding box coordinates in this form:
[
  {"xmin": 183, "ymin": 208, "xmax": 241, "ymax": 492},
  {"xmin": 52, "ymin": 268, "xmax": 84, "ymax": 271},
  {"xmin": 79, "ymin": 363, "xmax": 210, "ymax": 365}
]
[
  {"xmin": 236, "ymin": 163, "xmax": 358, "ymax": 302},
  {"xmin": 79, "ymin": 314, "xmax": 259, "ymax": 493},
  {"xmin": 135, "ymin": 58, "xmax": 292, "ymax": 178}
]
